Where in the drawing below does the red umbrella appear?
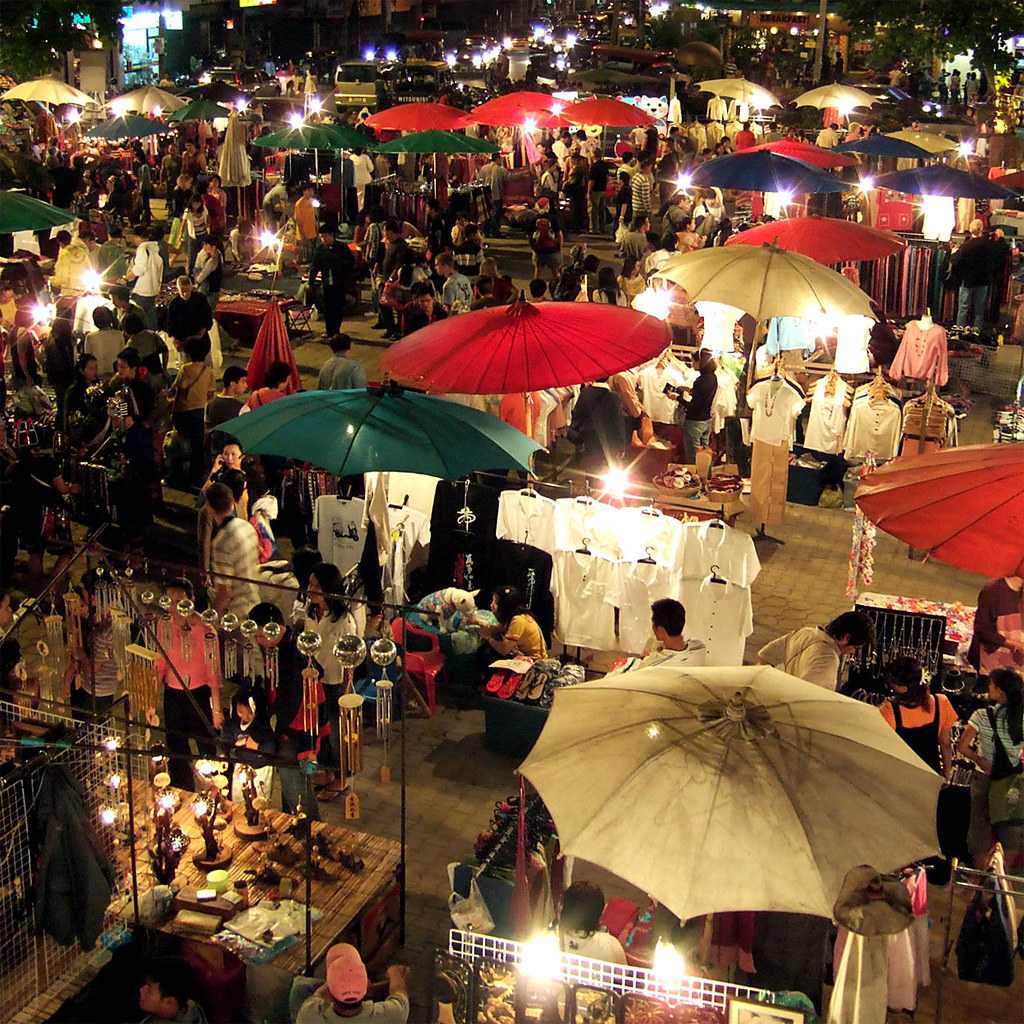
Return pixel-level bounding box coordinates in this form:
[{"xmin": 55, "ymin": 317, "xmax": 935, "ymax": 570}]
[
  {"xmin": 471, "ymin": 91, "xmax": 558, "ymax": 126},
  {"xmin": 562, "ymin": 97, "xmax": 656, "ymax": 128},
  {"xmin": 535, "ymin": 112, "xmax": 574, "ymax": 130},
  {"xmin": 725, "ymin": 216, "xmax": 906, "ymax": 264},
  {"xmin": 990, "ymin": 169, "xmax": 1024, "ymax": 192},
  {"xmin": 381, "ymin": 300, "xmax": 671, "ymax": 394},
  {"xmin": 364, "ymin": 103, "xmax": 469, "ymax": 132},
  {"xmin": 246, "ymin": 302, "xmax": 301, "ymax": 392},
  {"xmin": 748, "ymin": 139, "xmax": 857, "ymax": 169},
  {"xmin": 855, "ymin": 444, "xmax": 1024, "ymax": 578}
]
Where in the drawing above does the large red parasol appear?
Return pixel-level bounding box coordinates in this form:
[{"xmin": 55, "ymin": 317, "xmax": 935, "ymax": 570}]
[
  {"xmin": 471, "ymin": 91, "xmax": 559, "ymax": 126},
  {"xmin": 747, "ymin": 139, "xmax": 857, "ymax": 169},
  {"xmin": 364, "ymin": 103, "xmax": 469, "ymax": 132},
  {"xmin": 562, "ymin": 97, "xmax": 656, "ymax": 128},
  {"xmin": 381, "ymin": 300, "xmax": 671, "ymax": 394},
  {"xmin": 855, "ymin": 444, "xmax": 1024, "ymax": 578},
  {"xmin": 725, "ymin": 216, "xmax": 905, "ymax": 264},
  {"xmin": 246, "ymin": 302, "xmax": 301, "ymax": 392}
]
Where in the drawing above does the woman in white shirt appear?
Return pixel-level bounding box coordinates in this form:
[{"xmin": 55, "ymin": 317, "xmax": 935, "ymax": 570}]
[{"xmin": 558, "ymin": 881, "xmax": 627, "ymax": 964}]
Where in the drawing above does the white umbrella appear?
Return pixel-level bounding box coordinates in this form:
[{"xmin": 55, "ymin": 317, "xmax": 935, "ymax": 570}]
[
  {"xmin": 3, "ymin": 78, "xmax": 96, "ymax": 107},
  {"xmin": 519, "ymin": 666, "xmax": 942, "ymax": 921},
  {"xmin": 109, "ymin": 86, "xmax": 186, "ymax": 116},
  {"xmin": 653, "ymin": 243, "xmax": 875, "ymax": 321},
  {"xmin": 885, "ymin": 129, "xmax": 958, "ymax": 155},
  {"xmin": 218, "ymin": 112, "xmax": 252, "ymax": 188},
  {"xmin": 795, "ymin": 84, "xmax": 880, "ymax": 112},
  {"xmin": 697, "ymin": 78, "xmax": 781, "ymax": 109}
]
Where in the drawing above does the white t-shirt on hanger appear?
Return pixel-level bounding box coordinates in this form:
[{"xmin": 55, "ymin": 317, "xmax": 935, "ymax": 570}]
[
  {"xmin": 834, "ymin": 316, "xmax": 873, "ymax": 375},
  {"xmin": 551, "ymin": 551, "xmax": 618, "ymax": 651},
  {"xmin": 608, "ymin": 560, "xmax": 682, "ymax": 655},
  {"xmin": 747, "ymin": 378, "xmax": 805, "ymax": 448},
  {"xmin": 679, "ymin": 521, "xmax": 761, "ymax": 588},
  {"xmin": 313, "ymin": 495, "xmax": 366, "ymax": 574},
  {"xmin": 497, "ymin": 490, "xmax": 557, "ymax": 551},
  {"xmin": 804, "ymin": 377, "xmax": 851, "ymax": 455},
  {"xmin": 695, "ymin": 302, "xmax": 743, "ymax": 356},
  {"xmin": 553, "ymin": 498, "xmax": 622, "ymax": 560},
  {"xmin": 679, "ymin": 575, "xmax": 753, "ymax": 666},
  {"xmin": 382, "ymin": 505, "xmax": 431, "ymax": 607},
  {"xmin": 617, "ymin": 507, "xmax": 684, "ymax": 566}
]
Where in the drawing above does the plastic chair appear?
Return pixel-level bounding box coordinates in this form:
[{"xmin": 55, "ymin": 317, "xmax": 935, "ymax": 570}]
[{"xmin": 391, "ymin": 617, "xmax": 445, "ymax": 714}]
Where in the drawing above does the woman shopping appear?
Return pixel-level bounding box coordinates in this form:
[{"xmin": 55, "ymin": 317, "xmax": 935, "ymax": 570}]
[{"xmin": 957, "ymin": 668, "xmax": 1024, "ymax": 868}]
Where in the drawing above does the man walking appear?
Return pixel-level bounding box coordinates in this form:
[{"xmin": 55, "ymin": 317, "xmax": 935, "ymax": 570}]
[
  {"xmin": 952, "ymin": 219, "xmax": 996, "ymax": 329},
  {"xmin": 477, "ymin": 152, "xmax": 507, "ymax": 237},
  {"xmin": 308, "ymin": 224, "xmax": 355, "ymax": 334}
]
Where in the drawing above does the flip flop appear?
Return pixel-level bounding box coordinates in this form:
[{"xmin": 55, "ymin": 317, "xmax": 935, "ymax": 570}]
[{"xmin": 498, "ymin": 672, "xmax": 522, "ymax": 700}]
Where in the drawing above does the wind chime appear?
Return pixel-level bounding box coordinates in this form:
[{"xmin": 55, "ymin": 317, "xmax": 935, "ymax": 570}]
[
  {"xmin": 126, "ymin": 644, "xmax": 160, "ymax": 729},
  {"xmin": 338, "ymin": 692, "xmax": 365, "ymax": 820},
  {"xmin": 176, "ymin": 599, "xmax": 195, "ymax": 661},
  {"xmin": 371, "ymin": 636, "xmax": 399, "ymax": 784},
  {"xmin": 110, "ymin": 608, "xmax": 132, "ymax": 683},
  {"xmin": 156, "ymin": 594, "xmax": 173, "ymax": 651},
  {"xmin": 295, "ymin": 630, "xmax": 322, "ymax": 764},
  {"xmin": 239, "ymin": 619, "xmax": 259, "ymax": 683},
  {"xmin": 220, "ymin": 613, "xmax": 240, "ymax": 680},
  {"xmin": 63, "ymin": 591, "xmax": 84, "ymax": 653},
  {"xmin": 139, "ymin": 590, "xmax": 158, "ymax": 648},
  {"xmin": 40, "ymin": 606, "xmax": 67, "ymax": 704},
  {"xmin": 200, "ymin": 609, "xmax": 220, "ymax": 677},
  {"xmin": 261, "ymin": 622, "xmax": 282, "ymax": 694}
]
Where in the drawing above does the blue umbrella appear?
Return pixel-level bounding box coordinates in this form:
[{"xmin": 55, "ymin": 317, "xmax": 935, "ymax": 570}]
[
  {"xmin": 220, "ymin": 385, "xmax": 541, "ymax": 477},
  {"xmin": 834, "ymin": 136, "xmax": 933, "ymax": 160},
  {"xmin": 872, "ymin": 164, "xmax": 1016, "ymax": 200},
  {"xmin": 689, "ymin": 151, "xmax": 852, "ymax": 194}
]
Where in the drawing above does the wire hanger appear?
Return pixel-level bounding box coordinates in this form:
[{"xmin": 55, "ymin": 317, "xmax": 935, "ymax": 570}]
[
  {"xmin": 708, "ymin": 563, "xmax": 727, "ymax": 584},
  {"xmin": 575, "ymin": 536, "xmax": 592, "ymax": 556},
  {"xmin": 706, "ymin": 511, "xmax": 725, "ymax": 530},
  {"xmin": 640, "ymin": 499, "xmax": 661, "ymax": 517},
  {"xmin": 638, "ymin": 545, "xmax": 657, "ymax": 565}
]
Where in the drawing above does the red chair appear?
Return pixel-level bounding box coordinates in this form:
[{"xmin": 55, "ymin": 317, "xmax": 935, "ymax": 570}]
[{"xmin": 391, "ymin": 617, "xmax": 446, "ymax": 715}]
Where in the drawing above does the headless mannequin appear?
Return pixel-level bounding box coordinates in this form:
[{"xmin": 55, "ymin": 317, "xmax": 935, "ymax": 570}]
[{"xmin": 917, "ymin": 308, "xmax": 933, "ymax": 331}]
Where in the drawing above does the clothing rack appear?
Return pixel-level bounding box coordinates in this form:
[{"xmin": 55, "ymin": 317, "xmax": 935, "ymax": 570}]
[{"xmin": 856, "ymin": 235, "xmax": 956, "ymax": 322}]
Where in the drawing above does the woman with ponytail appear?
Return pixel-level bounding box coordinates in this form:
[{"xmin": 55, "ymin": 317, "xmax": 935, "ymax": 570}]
[{"xmin": 958, "ymin": 668, "xmax": 1024, "ymax": 866}]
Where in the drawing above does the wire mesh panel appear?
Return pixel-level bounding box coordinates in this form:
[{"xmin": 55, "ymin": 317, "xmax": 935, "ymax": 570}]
[
  {"xmin": 0, "ymin": 775, "xmax": 38, "ymax": 1021},
  {"xmin": 448, "ymin": 930, "xmax": 771, "ymax": 1013}
]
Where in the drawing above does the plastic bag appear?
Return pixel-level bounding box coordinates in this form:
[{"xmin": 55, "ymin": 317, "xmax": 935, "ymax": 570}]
[{"xmin": 448, "ymin": 875, "xmax": 495, "ymax": 934}]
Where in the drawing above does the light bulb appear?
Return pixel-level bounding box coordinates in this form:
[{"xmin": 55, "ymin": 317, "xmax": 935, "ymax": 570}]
[
  {"xmin": 288, "ymin": 112, "xmax": 304, "ymax": 130},
  {"xmin": 308, "ymin": 96, "xmax": 322, "ymax": 113},
  {"xmin": 193, "ymin": 798, "xmax": 210, "ymax": 819},
  {"xmin": 675, "ymin": 173, "xmax": 693, "ymax": 192},
  {"xmin": 519, "ymin": 931, "xmax": 560, "ymax": 980},
  {"xmin": 99, "ymin": 807, "xmax": 117, "ymax": 826},
  {"xmin": 152, "ymin": 104, "xmax": 162, "ymax": 118},
  {"xmin": 363, "ymin": 47, "xmax": 375, "ymax": 62},
  {"xmin": 565, "ymin": 31, "xmax": 577, "ymax": 46},
  {"xmin": 83, "ymin": 268, "xmax": 102, "ymax": 294},
  {"xmin": 502, "ymin": 36, "xmax": 513, "ymax": 50},
  {"xmin": 65, "ymin": 108, "xmax": 80, "ymax": 125},
  {"xmin": 523, "ymin": 117, "xmax": 537, "ymax": 132},
  {"xmin": 653, "ymin": 939, "xmax": 686, "ymax": 984},
  {"xmin": 445, "ymin": 53, "xmax": 457, "ymax": 68},
  {"xmin": 859, "ymin": 175, "xmax": 874, "ymax": 193},
  {"xmin": 236, "ymin": 98, "xmax": 248, "ymax": 113},
  {"xmin": 602, "ymin": 466, "xmax": 630, "ymax": 498},
  {"xmin": 384, "ymin": 48, "xmax": 398, "ymax": 62},
  {"xmin": 958, "ymin": 140, "xmax": 973, "ymax": 158},
  {"xmin": 472, "ymin": 54, "xmax": 482, "ymax": 68}
]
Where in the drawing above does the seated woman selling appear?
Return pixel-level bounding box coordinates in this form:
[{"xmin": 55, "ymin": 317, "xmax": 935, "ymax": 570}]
[{"xmin": 476, "ymin": 586, "xmax": 547, "ymax": 661}]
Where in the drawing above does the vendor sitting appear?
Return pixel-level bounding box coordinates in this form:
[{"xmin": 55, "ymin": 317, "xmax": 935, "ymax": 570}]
[
  {"xmin": 558, "ymin": 881, "xmax": 627, "ymax": 964},
  {"xmin": 291, "ymin": 943, "xmax": 410, "ymax": 1024},
  {"xmin": 476, "ymin": 586, "xmax": 547, "ymax": 661},
  {"xmin": 139, "ymin": 957, "xmax": 209, "ymax": 1024}
]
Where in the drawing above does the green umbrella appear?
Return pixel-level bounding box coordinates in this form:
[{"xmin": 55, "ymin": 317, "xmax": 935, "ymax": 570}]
[
  {"xmin": 375, "ymin": 129, "xmax": 499, "ymax": 155},
  {"xmin": 251, "ymin": 122, "xmax": 375, "ymax": 151},
  {"xmin": 85, "ymin": 114, "xmax": 171, "ymax": 140},
  {"xmin": 167, "ymin": 99, "xmax": 233, "ymax": 123},
  {"xmin": 0, "ymin": 190, "xmax": 75, "ymax": 233},
  {"xmin": 220, "ymin": 385, "xmax": 540, "ymax": 477}
]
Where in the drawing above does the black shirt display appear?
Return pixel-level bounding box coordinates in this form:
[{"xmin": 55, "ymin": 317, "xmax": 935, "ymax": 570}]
[
  {"xmin": 426, "ymin": 480, "xmax": 500, "ymax": 594},
  {"xmin": 492, "ymin": 539, "xmax": 555, "ymax": 644}
]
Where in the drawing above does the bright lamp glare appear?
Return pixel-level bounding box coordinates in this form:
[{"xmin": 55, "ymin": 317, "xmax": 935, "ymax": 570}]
[
  {"xmin": 236, "ymin": 98, "xmax": 248, "ymax": 113},
  {"xmin": 65, "ymin": 108, "xmax": 81, "ymax": 125},
  {"xmin": 384, "ymin": 48, "xmax": 398, "ymax": 61},
  {"xmin": 523, "ymin": 117, "xmax": 538, "ymax": 132},
  {"xmin": 502, "ymin": 36, "xmax": 513, "ymax": 50},
  {"xmin": 363, "ymin": 47, "xmax": 375, "ymax": 62},
  {"xmin": 551, "ymin": 100, "xmax": 564, "ymax": 115},
  {"xmin": 859, "ymin": 175, "xmax": 874, "ymax": 193},
  {"xmin": 445, "ymin": 53, "xmax": 457, "ymax": 68},
  {"xmin": 83, "ymin": 269, "xmax": 102, "ymax": 294},
  {"xmin": 634, "ymin": 286, "xmax": 671, "ymax": 321},
  {"xmin": 288, "ymin": 112, "xmax": 304, "ymax": 129},
  {"xmin": 777, "ymin": 190, "xmax": 794, "ymax": 208},
  {"xmin": 653, "ymin": 939, "xmax": 686, "ymax": 984},
  {"xmin": 958, "ymin": 140, "xmax": 973, "ymax": 158},
  {"xmin": 259, "ymin": 230, "xmax": 278, "ymax": 250},
  {"xmin": 602, "ymin": 466, "xmax": 630, "ymax": 498},
  {"xmin": 110, "ymin": 99, "xmax": 129, "ymax": 117},
  {"xmin": 32, "ymin": 303, "xmax": 53, "ymax": 325},
  {"xmin": 472, "ymin": 54, "xmax": 483, "ymax": 68},
  {"xmin": 565, "ymin": 31, "xmax": 578, "ymax": 46},
  {"xmin": 676, "ymin": 173, "xmax": 693, "ymax": 192},
  {"xmin": 309, "ymin": 96, "xmax": 322, "ymax": 113},
  {"xmin": 519, "ymin": 931, "xmax": 560, "ymax": 981}
]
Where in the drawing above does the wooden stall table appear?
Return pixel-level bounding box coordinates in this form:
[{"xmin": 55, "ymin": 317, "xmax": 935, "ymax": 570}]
[
  {"xmin": 122, "ymin": 787, "xmax": 402, "ymax": 975},
  {"xmin": 214, "ymin": 295, "xmax": 297, "ymax": 348}
]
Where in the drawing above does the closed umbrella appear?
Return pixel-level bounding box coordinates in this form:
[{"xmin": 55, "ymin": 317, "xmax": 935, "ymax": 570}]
[
  {"xmin": 365, "ymin": 103, "xmax": 468, "ymax": 132},
  {"xmin": 654, "ymin": 244, "xmax": 875, "ymax": 321},
  {"xmin": 747, "ymin": 139, "xmax": 856, "ymax": 170},
  {"xmin": 834, "ymin": 136, "xmax": 933, "ymax": 160},
  {"xmin": 794, "ymin": 84, "xmax": 880, "ymax": 112},
  {"xmin": 109, "ymin": 86, "xmax": 186, "ymax": 115},
  {"xmin": 246, "ymin": 303, "xmax": 300, "ymax": 392},
  {"xmin": 725, "ymin": 216, "xmax": 905, "ymax": 265},
  {"xmin": 698, "ymin": 78, "xmax": 781, "ymax": 109},
  {"xmin": 2, "ymin": 78, "xmax": 95, "ymax": 107},
  {"xmin": 873, "ymin": 164, "xmax": 1016, "ymax": 200},
  {"xmin": 884, "ymin": 130, "xmax": 957, "ymax": 155},
  {"xmin": 689, "ymin": 151, "xmax": 852, "ymax": 194},
  {"xmin": 519, "ymin": 666, "xmax": 942, "ymax": 920},
  {"xmin": 561, "ymin": 97, "xmax": 656, "ymax": 128},
  {"xmin": 855, "ymin": 443, "xmax": 1024, "ymax": 578},
  {"xmin": 220, "ymin": 385, "xmax": 541, "ymax": 477},
  {"xmin": 85, "ymin": 115, "xmax": 171, "ymax": 140},
  {"xmin": 167, "ymin": 99, "xmax": 233, "ymax": 123},
  {"xmin": 0, "ymin": 191, "xmax": 76, "ymax": 234},
  {"xmin": 218, "ymin": 112, "xmax": 252, "ymax": 219},
  {"xmin": 471, "ymin": 92, "xmax": 558, "ymax": 126},
  {"xmin": 381, "ymin": 300, "xmax": 671, "ymax": 394},
  {"xmin": 375, "ymin": 130, "xmax": 498, "ymax": 155}
]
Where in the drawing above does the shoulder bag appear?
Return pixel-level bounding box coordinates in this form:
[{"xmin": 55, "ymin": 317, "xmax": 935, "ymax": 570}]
[{"xmin": 987, "ymin": 707, "xmax": 1024, "ymax": 826}]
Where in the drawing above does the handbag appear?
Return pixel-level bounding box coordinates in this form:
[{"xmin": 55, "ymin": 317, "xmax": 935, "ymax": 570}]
[
  {"xmin": 40, "ymin": 504, "xmax": 72, "ymax": 547},
  {"xmin": 987, "ymin": 708, "xmax": 1024, "ymax": 826},
  {"xmin": 168, "ymin": 216, "xmax": 183, "ymax": 249},
  {"xmin": 380, "ymin": 273, "xmax": 405, "ymax": 309}
]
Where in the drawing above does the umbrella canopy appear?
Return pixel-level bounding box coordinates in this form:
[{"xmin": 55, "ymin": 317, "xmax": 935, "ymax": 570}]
[
  {"xmin": 535, "ymin": 113, "xmax": 574, "ymax": 131},
  {"xmin": 676, "ymin": 41, "xmax": 723, "ymax": 68},
  {"xmin": 2, "ymin": 78, "xmax": 95, "ymax": 106},
  {"xmin": 0, "ymin": 191, "xmax": 76, "ymax": 234},
  {"xmin": 654, "ymin": 243, "xmax": 875, "ymax": 321},
  {"xmin": 992, "ymin": 169, "xmax": 1024, "ymax": 192},
  {"xmin": 85, "ymin": 115, "xmax": 171, "ymax": 140},
  {"xmin": 110, "ymin": 86, "xmax": 186, "ymax": 115},
  {"xmin": 381, "ymin": 301, "xmax": 671, "ymax": 394},
  {"xmin": 247, "ymin": 303, "xmax": 301, "ymax": 392},
  {"xmin": 725, "ymin": 216, "xmax": 906, "ymax": 264},
  {"xmin": 364, "ymin": 103, "xmax": 468, "ymax": 132},
  {"xmin": 220, "ymin": 385, "xmax": 541, "ymax": 477},
  {"xmin": 561, "ymin": 97, "xmax": 656, "ymax": 128},
  {"xmin": 218, "ymin": 112, "xmax": 252, "ymax": 189},
  {"xmin": 471, "ymin": 92, "xmax": 557, "ymax": 126},
  {"xmin": 186, "ymin": 81, "xmax": 246, "ymax": 106},
  {"xmin": 884, "ymin": 130, "xmax": 957, "ymax": 155},
  {"xmin": 855, "ymin": 444, "xmax": 1024, "ymax": 578},
  {"xmin": 375, "ymin": 130, "xmax": 498, "ymax": 155},
  {"xmin": 690, "ymin": 151, "xmax": 853, "ymax": 194},
  {"xmin": 873, "ymin": 164, "xmax": 1016, "ymax": 200},
  {"xmin": 167, "ymin": 99, "xmax": 233, "ymax": 123},
  {"xmin": 748, "ymin": 138, "xmax": 856, "ymax": 170},
  {"xmin": 519, "ymin": 666, "xmax": 942, "ymax": 920},
  {"xmin": 794, "ymin": 84, "xmax": 880, "ymax": 111},
  {"xmin": 698, "ymin": 78, "xmax": 781, "ymax": 109},
  {"xmin": 251, "ymin": 123, "xmax": 371, "ymax": 151},
  {"xmin": 834, "ymin": 135, "xmax": 933, "ymax": 160}
]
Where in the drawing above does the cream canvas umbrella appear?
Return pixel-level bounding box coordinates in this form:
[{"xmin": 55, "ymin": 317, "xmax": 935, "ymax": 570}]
[
  {"xmin": 698, "ymin": 78, "xmax": 780, "ymax": 109},
  {"xmin": 519, "ymin": 666, "xmax": 942, "ymax": 921},
  {"xmin": 218, "ymin": 113, "xmax": 252, "ymax": 217},
  {"xmin": 885, "ymin": 130, "xmax": 957, "ymax": 155},
  {"xmin": 3, "ymin": 78, "xmax": 95, "ymax": 107},
  {"xmin": 110, "ymin": 85, "xmax": 186, "ymax": 116},
  {"xmin": 795, "ymin": 84, "xmax": 880, "ymax": 112}
]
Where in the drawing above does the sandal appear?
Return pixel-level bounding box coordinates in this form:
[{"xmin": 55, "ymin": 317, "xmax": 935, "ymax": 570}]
[{"xmin": 498, "ymin": 673, "xmax": 521, "ymax": 700}]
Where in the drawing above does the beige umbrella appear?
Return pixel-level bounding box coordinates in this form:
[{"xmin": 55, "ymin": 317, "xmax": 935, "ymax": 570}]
[
  {"xmin": 109, "ymin": 86, "xmax": 186, "ymax": 116},
  {"xmin": 3, "ymin": 78, "xmax": 96, "ymax": 106},
  {"xmin": 218, "ymin": 112, "xmax": 252, "ymax": 219},
  {"xmin": 885, "ymin": 129, "xmax": 957, "ymax": 155},
  {"xmin": 795, "ymin": 84, "xmax": 880, "ymax": 113},
  {"xmin": 519, "ymin": 666, "xmax": 942, "ymax": 921},
  {"xmin": 698, "ymin": 78, "xmax": 781, "ymax": 109}
]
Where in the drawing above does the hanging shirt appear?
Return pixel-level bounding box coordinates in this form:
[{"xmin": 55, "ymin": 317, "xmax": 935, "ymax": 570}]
[
  {"xmin": 679, "ymin": 521, "xmax": 761, "ymax": 588},
  {"xmin": 706, "ymin": 96, "xmax": 728, "ymax": 121},
  {"xmin": 553, "ymin": 497, "xmax": 622, "ymax": 560},
  {"xmin": 609, "ymin": 560, "xmax": 681, "ymax": 656},
  {"xmin": 313, "ymin": 495, "xmax": 366, "ymax": 575},
  {"xmin": 616, "ymin": 507, "xmax": 684, "ymax": 566},
  {"xmin": 711, "ymin": 367, "xmax": 739, "ymax": 433},
  {"xmin": 382, "ymin": 505, "xmax": 431, "ymax": 607},
  {"xmin": 843, "ymin": 395, "xmax": 902, "ymax": 460},
  {"xmin": 834, "ymin": 315, "xmax": 873, "ymax": 375},
  {"xmin": 492, "ymin": 540, "xmax": 555, "ymax": 642},
  {"xmin": 496, "ymin": 490, "xmax": 556, "ymax": 551},
  {"xmin": 804, "ymin": 377, "xmax": 851, "ymax": 455},
  {"xmin": 679, "ymin": 576, "xmax": 753, "ymax": 666},
  {"xmin": 889, "ymin": 322, "xmax": 948, "ymax": 386},
  {"xmin": 551, "ymin": 552, "xmax": 618, "ymax": 651},
  {"xmin": 696, "ymin": 302, "xmax": 743, "ymax": 356},
  {"xmin": 765, "ymin": 317, "xmax": 811, "ymax": 355},
  {"xmin": 747, "ymin": 379, "xmax": 805, "ymax": 449},
  {"xmin": 637, "ymin": 360, "xmax": 691, "ymax": 424}
]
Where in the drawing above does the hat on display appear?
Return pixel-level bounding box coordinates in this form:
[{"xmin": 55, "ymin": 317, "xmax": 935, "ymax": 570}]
[
  {"xmin": 833, "ymin": 865, "xmax": 913, "ymax": 936},
  {"xmin": 325, "ymin": 943, "xmax": 369, "ymax": 1004}
]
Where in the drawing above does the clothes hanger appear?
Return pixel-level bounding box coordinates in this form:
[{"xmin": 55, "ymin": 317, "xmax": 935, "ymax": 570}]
[
  {"xmin": 708, "ymin": 563, "xmax": 727, "ymax": 584},
  {"xmin": 706, "ymin": 512, "xmax": 725, "ymax": 530},
  {"xmin": 639, "ymin": 499, "xmax": 662, "ymax": 518},
  {"xmin": 575, "ymin": 536, "xmax": 592, "ymax": 556},
  {"xmin": 518, "ymin": 479, "xmax": 537, "ymax": 499},
  {"xmin": 638, "ymin": 546, "xmax": 657, "ymax": 565}
]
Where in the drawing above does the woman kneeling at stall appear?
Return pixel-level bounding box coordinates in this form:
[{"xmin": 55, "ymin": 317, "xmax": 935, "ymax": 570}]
[{"xmin": 477, "ymin": 586, "xmax": 547, "ymax": 661}]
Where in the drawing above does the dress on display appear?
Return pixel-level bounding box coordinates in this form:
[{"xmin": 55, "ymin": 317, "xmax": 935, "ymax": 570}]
[
  {"xmin": 889, "ymin": 321, "xmax": 949, "ymax": 386},
  {"xmin": 804, "ymin": 377, "xmax": 851, "ymax": 455}
]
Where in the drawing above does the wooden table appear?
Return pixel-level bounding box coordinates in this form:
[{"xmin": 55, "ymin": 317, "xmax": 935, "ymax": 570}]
[{"xmin": 124, "ymin": 787, "xmax": 402, "ymax": 974}]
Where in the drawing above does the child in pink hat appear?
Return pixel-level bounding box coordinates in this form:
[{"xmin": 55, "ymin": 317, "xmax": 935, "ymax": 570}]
[{"xmin": 292, "ymin": 944, "xmax": 410, "ymax": 1023}]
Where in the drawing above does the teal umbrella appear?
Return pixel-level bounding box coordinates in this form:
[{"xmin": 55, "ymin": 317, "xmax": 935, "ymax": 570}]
[
  {"xmin": 167, "ymin": 99, "xmax": 233, "ymax": 122},
  {"xmin": 220, "ymin": 385, "xmax": 540, "ymax": 477},
  {"xmin": 85, "ymin": 114, "xmax": 171, "ymax": 140},
  {"xmin": 251, "ymin": 122, "xmax": 375, "ymax": 151},
  {"xmin": 375, "ymin": 130, "xmax": 499, "ymax": 155},
  {"xmin": 0, "ymin": 190, "xmax": 75, "ymax": 233}
]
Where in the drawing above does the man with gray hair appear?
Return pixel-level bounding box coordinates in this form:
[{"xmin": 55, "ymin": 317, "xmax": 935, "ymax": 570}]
[{"xmin": 951, "ymin": 219, "xmax": 997, "ymax": 329}]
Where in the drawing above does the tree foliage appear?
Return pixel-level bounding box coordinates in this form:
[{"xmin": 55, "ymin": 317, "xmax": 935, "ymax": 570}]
[
  {"xmin": 0, "ymin": 1, "xmax": 123, "ymax": 81},
  {"xmin": 842, "ymin": 0, "xmax": 1024, "ymax": 75}
]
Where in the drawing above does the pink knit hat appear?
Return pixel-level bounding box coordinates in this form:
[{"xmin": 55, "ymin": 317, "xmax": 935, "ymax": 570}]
[{"xmin": 326, "ymin": 944, "xmax": 368, "ymax": 1003}]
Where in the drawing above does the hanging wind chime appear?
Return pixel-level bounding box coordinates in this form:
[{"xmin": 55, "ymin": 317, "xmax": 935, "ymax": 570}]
[
  {"xmin": 295, "ymin": 629, "xmax": 322, "ymax": 764},
  {"xmin": 371, "ymin": 635, "xmax": 399, "ymax": 783}
]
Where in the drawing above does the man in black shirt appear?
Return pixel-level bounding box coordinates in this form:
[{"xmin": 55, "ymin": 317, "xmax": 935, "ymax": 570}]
[
  {"xmin": 166, "ymin": 276, "xmax": 213, "ymax": 349},
  {"xmin": 951, "ymin": 219, "xmax": 997, "ymax": 329},
  {"xmin": 677, "ymin": 351, "xmax": 718, "ymax": 462},
  {"xmin": 569, "ymin": 380, "xmax": 628, "ymax": 474},
  {"xmin": 308, "ymin": 224, "xmax": 355, "ymax": 335},
  {"xmin": 588, "ymin": 156, "xmax": 611, "ymax": 235}
]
